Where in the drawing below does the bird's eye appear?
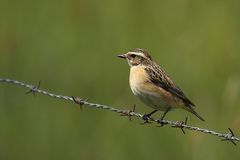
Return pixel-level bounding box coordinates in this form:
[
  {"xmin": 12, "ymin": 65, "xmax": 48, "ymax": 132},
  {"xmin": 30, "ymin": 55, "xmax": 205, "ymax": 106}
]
[{"xmin": 130, "ymin": 54, "xmax": 136, "ymax": 58}]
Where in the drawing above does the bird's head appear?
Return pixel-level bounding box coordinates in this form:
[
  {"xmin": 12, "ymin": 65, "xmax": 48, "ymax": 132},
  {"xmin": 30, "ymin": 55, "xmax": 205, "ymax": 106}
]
[{"xmin": 117, "ymin": 48, "xmax": 152, "ymax": 67}]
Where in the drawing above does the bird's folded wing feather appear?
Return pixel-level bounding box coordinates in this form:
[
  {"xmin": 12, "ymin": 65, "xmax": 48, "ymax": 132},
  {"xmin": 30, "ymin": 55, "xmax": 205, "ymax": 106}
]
[{"xmin": 145, "ymin": 66, "xmax": 195, "ymax": 107}]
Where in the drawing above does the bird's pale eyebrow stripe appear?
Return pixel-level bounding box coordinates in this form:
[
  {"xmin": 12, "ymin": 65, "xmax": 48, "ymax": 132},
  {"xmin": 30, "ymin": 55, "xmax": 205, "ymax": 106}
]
[{"xmin": 128, "ymin": 52, "xmax": 147, "ymax": 58}]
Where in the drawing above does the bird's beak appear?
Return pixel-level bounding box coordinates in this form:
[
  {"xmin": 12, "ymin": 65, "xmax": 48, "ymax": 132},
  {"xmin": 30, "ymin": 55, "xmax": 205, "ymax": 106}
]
[{"xmin": 117, "ymin": 54, "xmax": 127, "ymax": 59}]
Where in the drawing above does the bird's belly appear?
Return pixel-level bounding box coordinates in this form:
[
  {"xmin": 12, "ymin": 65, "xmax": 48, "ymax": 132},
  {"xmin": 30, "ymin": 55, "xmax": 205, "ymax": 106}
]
[
  {"xmin": 131, "ymin": 85, "xmax": 170, "ymax": 111},
  {"xmin": 129, "ymin": 66, "xmax": 181, "ymax": 111}
]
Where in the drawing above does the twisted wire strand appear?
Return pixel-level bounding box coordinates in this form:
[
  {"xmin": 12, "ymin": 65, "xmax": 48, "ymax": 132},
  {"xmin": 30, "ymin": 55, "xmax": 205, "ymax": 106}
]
[{"xmin": 0, "ymin": 78, "xmax": 239, "ymax": 144}]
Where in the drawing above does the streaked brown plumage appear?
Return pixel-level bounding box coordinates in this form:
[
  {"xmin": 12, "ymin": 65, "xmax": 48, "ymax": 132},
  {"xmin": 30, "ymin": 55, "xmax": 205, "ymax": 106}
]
[{"xmin": 117, "ymin": 48, "xmax": 204, "ymax": 121}]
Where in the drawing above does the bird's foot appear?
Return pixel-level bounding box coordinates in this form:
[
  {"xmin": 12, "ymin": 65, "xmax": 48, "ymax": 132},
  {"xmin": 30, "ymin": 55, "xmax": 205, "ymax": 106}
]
[
  {"xmin": 156, "ymin": 108, "xmax": 171, "ymax": 127},
  {"xmin": 156, "ymin": 117, "xmax": 167, "ymax": 127},
  {"xmin": 141, "ymin": 114, "xmax": 152, "ymax": 125},
  {"xmin": 141, "ymin": 110, "xmax": 158, "ymax": 125}
]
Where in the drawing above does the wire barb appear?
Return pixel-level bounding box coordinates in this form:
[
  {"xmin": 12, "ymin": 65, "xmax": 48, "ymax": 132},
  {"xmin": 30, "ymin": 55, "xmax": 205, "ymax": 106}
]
[
  {"xmin": 120, "ymin": 104, "xmax": 136, "ymax": 121},
  {"xmin": 72, "ymin": 96, "xmax": 89, "ymax": 110},
  {"xmin": 0, "ymin": 78, "xmax": 239, "ymax": 145},
  {"xmin": 172, "ymin": 117, "xmax": 188, "ymax": 134},
  {"xmin": 221, "ymin": 128, "xmax": 237, "ymax": 146},
  {"xmin": 25, "ymin": 81, "xmax": 41, "ymax": 96}
]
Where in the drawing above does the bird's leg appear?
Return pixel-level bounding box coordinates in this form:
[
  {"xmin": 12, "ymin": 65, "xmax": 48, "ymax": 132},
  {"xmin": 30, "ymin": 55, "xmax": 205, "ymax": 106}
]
[
  {"xmin": 157, "ymin": 107, "xmax": 171, "ymax": 126},
  {"xmin": 161, "ymin": 107, "xmax": 171, "ymax": 119},
  {"xmin": 142, "ymin": 110, "xmax": 158, "ymax": 124}
]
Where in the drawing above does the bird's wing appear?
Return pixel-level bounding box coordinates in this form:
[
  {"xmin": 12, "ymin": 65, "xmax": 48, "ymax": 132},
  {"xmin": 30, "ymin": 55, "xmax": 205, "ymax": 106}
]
[{"xmin": 145, "ymin": 65, "xmax": 195, "ymax": 107}]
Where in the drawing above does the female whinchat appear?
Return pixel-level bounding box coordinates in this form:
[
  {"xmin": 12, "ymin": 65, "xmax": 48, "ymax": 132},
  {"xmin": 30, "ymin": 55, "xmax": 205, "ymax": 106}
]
[{"xmin": 117, "ymin": 48, "xmax": 204, "ymax": 122}]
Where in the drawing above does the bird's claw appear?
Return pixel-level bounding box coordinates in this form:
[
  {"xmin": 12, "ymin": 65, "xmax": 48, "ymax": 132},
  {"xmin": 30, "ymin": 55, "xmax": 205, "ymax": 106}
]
[
  {"xmin": 140, "ymin": 114, "xmax": 152, "ymax": 125},
  {"xmin": 156, "ymin": 118, "xmax": 167, "ymax": 127},
  {"xmin": 140, "ymin": 110, "xmax": 158, "ymax": 125}
]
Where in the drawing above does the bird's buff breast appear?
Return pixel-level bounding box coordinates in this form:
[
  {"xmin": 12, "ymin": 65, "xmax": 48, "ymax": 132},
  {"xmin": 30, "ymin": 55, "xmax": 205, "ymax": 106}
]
[{"xmin": 129, "ymin": 66, "xmax": 180, "ymax": 111}]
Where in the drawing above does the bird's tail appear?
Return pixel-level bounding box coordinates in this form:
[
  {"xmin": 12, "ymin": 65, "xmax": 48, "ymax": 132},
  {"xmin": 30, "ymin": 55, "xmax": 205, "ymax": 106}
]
[{"xmin": 185, "ymin": 107, "xmax": 205, "ymax": 121}]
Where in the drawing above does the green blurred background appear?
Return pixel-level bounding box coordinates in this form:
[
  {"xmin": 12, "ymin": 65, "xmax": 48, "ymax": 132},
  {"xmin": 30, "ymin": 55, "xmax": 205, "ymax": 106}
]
[{"xmin": 0, "ymin": 0, "xmax": 240, "ymax": 159}]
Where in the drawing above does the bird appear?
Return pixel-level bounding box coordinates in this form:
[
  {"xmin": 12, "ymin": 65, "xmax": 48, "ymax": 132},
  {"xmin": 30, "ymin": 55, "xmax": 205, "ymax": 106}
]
[{"xmin": 117, "ymin": 48, "xmax": 205, "ymax": 122}]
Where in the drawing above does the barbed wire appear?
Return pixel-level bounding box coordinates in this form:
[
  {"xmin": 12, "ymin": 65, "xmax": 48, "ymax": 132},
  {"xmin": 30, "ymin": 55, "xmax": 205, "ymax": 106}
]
[{"xmin": 0, "ymin": 78, "xmax": 239, "ymax": 145}]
